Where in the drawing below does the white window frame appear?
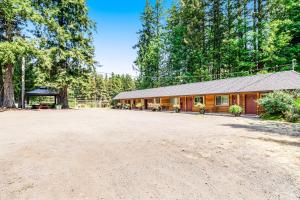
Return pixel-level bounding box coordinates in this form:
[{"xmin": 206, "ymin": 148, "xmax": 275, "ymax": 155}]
[
  {"xmin": 194, "ymin": 96, "xmax": 205, "ymax": 105},
  {"xmin": 215, "ymin": 95, "xmax": 229, "ymax": 106}
]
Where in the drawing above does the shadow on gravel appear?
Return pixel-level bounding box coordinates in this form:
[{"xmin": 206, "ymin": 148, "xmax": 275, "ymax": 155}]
[
  {"xmin": 222, "ymin": 122, "xmax": 300, "ymax": 137},
  {"xmin": 242, "ymin": 136, "xmax": 300, "ymax": 147}
]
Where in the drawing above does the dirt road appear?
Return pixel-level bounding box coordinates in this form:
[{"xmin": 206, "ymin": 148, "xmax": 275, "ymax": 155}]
[{"xmin": 0, "ymin": 109, "xmax": 300, "ymax": 200}]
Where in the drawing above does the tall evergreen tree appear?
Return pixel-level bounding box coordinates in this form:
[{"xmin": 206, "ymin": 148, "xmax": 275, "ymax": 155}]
[
  {"xmin": 134, "ymin": 0, "xmax": 163, "ymax": 89},
  {"xmin": 134, "ymin": 0, "xmax": 155, "ymax": 89},
  {"xmin": 263, "ymin": 0, "xmax": 300, "ymax": 70},
  {"xmin": 208, "ymin": 0, "xmax": 224, "ymax": 77},
  {"xmin": 0, "ymin": 0, "xmax": 43, "ymax": 108},
  {"xmin": 35, "ymin": 0, "xmax": 95, "ymax": 108},
  {"xmin": 163, "ymin": 3, "xmax": 184, "ymax": 85},
  {"xmin": 181, "ymin": 0, "xmax": 208, "ymax": 82}
]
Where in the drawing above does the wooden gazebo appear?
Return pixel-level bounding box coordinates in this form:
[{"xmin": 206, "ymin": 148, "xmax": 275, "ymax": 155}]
[{"xmin": 26, "ymin": 87, "xmax": 59, "ymax": 107}]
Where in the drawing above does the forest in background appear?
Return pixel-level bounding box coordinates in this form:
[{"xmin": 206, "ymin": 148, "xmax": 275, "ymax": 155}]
[
  {"xmin": 0, "ymin": 0, "xmax": 135, "ymax": 108},
  {"xmin": 1, "ymin": 0, "xmax": 299, "ymax": 108},
  {"xmin": 134, "ymin": 0, "xmax": 300, "ymax": 89}
]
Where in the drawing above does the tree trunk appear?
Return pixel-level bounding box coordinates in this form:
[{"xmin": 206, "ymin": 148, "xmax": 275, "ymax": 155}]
[
  {"xmin": 257, "ymin": 0, "xmax": 263, "ymax": 70},
  {"xmin": 253, "ymin": 0, "xmax": 258, "ymax": 68},
  {"xmin": 0, "ymin": 64, "xmax": 3, "ymax": 107},
  {"xmin": 21, "ymin": 57, "xmax": 26, "ymax": 109},
  {"xmin": 59, "ymin": 86, "xmax": 69, "ymax": 109},
  {"xmin": 3, "ymin": 63, "xmax": 15, "ymax": 108}
]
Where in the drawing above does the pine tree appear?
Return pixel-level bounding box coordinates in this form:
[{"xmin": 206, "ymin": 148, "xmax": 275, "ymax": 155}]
[
  {"xmin": 34, "ymin": 0, "xmax": 95, "ymax": 108},
  {"xmin": 221, "ymin": 0, "xmax": 238, "ymax": 74},
  {"xmin": 0, "ymin": 0, "xmax": 43, "ymax": 108},
  {"xmin": 208, "ymin": 0, "xmax": 224, "ymax": 77},
  {"xmin": 134, "ymin": 0, "xmax": 163, "ymax": 89},
  {"xmin": 134, "ymin": 0, "xmax": 155, "ymax": 89},
  {"xmin": 163, "ymin": 3, "xmax": 184, "ymax": 85},
  {"xmin": 181, "ymin": 0, "xmax": 208, "ymax": 82},
  {"xmin": 97, "ymin": 75, "xmax": 110, "ymax": 102},
  {"xmin": 263, "ymin": 0, "xmax": 300, "ymax": 70}
]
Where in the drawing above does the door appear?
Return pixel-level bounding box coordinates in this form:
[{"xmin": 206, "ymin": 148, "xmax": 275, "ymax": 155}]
[
  {"xmin": 180, "ymin": 97, "xmax": 186, "ymax": 112},
  {"xmin": 186, "ymin": 97, "xmax": 193, "ymax": 112},
  {"xmin": 144, "ymin": 99, "xmax": 148, "ymax": 109},
  {"xmin": 231, "ymin": 95, "xmax": 237, "ymax": 105},
  {"xmin": 245, "ymin": 94, "xmax": 257, "ymax": 114}
]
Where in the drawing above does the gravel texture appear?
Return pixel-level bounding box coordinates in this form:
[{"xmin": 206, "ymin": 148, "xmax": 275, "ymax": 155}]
[{"xmin": 0, "ymin": 109, "xmax": 300, "ymax": 200}]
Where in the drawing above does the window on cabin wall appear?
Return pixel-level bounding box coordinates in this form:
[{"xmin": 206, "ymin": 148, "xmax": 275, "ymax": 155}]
[
  {"xmin": 170, "ymin": 97, "xmax": 179, "ymax": 105},
  {"xmin": 216, "ymin": 95, "xmax": 229, "ymax": 106},
  {"xmin": 194, "ymin": 96, "xmax": 205, "ymax": 105},
  {"xmin": 155, "ymin": 98, "xmax": 160, "ymax": 104}
]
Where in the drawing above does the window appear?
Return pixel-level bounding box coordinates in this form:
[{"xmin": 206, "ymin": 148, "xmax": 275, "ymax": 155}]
[
  {"xmin": 170, "ymin": 97, "xmax": 179, "ymax": 105},
  {"xmin": 154, "ymin": 98, "xmax": 160, "ymax": 104},
  {"xmin": 216, "ymin": 95, "xmax": 229, "ymax": 106},
  {"xmin": 194, "ymin": 96, "xmax": 204, "ymax": 105}
]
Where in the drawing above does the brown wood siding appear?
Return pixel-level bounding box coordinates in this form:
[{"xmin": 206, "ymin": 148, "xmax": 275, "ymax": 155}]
[
  {"xmin": 160, "ymin": 97, "xmax": 172, "ymax": 111},
  {"xmin": 205, "ymin": 95, "xmax": 215, "ymax": 112},
  {"xmin": 120, "ymin": 92, "xmax": 265, "ymax": 115}
]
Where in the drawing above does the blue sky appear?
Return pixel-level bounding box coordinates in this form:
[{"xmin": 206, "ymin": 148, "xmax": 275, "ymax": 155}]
[{"xmin": 87, "ymin": 0, "xmax": 171, "ymax": 76}]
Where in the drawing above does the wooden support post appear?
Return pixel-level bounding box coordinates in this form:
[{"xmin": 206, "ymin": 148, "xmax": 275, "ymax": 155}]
[
  {"xmin": 185, "ymin": 96, "xmax": 187, "ymax": 112},
  {"xmin": 237, "ymin": 94, "xmax": 240, "ymax": 105},
  {"xmin": 256, "ymin": 93, "xmax": 260, "ymax": 115}
]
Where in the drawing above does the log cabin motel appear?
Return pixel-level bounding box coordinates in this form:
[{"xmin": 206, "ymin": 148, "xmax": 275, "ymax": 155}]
[{"xmin": 113, "ymin": 71, "xmax": 300, "ymax": 115}]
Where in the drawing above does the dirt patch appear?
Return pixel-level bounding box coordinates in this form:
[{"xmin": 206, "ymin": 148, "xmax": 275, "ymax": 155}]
[{"xmin": 0, "ymin": 109, "xmax": 300, "ymax": 200}]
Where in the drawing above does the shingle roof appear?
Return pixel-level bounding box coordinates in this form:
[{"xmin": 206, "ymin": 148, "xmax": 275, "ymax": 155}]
[
  {"xmin": 26, "ymin": 87, "xmax": 58, "ymax": 96},
  {"xmin": 113, "ymin": 71, "xmax": 300, "ymax": 100}
]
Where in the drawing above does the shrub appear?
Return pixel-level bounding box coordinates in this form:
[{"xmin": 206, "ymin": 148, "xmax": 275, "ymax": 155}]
[
  {"xmin": 173, "ymin": 104, "xmax": 180, "ymax": 113},
  {"xmin": 294, "ymin": 98, "xmax": 300, "ymax": 107},
  {"xmin": 195, "ymin": 103, "xmax": 206, "ymax": 114},
  {"xmin": 116, "ymin": 103, "xmax": 122, "ymax": 109},
  {"xmin": 260, "ymin": 113, "xmax": 284, "ymax": 121},
  {"xmin": 135, "ymin": 103, "xmax": 143, "ymax": 110},
  {"xmin": 285, "ymin": 104, "xmax": 300, "ymax": 123},
  {"xmin": 122, "ymin": 104, "xmax": 131, "ymax": 110},
  {"xmin": 151, "ymin": 103, "xmax": 161, "ymax": 111},
  {"xmin": 229, "ymin": 105, "xmax": 243, "ymax": 117},
  {"xmin": 258, "ymin": 91, "xmax": 294, "ymax": 116}
]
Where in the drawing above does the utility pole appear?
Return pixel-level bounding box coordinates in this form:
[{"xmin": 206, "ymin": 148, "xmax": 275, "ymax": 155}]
[{"xmin": 21, "ymin": 57, "xmax": 25, "ymax": 109}]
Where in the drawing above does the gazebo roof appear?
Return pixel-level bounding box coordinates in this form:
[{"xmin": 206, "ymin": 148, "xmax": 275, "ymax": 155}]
[{"xmin": 26, "ymin": 87, "xmax": 59, "ymax": 96}]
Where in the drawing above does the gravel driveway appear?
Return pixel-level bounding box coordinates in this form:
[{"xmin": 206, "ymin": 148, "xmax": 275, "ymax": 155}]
[{"xmin": 0, "ymin": 109, "xmax": 300, "ymax": 200}]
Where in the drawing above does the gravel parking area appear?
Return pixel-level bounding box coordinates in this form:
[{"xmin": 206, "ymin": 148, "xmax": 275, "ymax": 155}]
[{"xmin": 0, "ymin": 109, "xmax": 300, "ymax": 200}]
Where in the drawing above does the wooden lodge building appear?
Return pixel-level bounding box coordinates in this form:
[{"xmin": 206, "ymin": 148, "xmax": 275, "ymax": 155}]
[{"xmin": 113, "ymin": 71, "xmax": 300, "ymax": 115}]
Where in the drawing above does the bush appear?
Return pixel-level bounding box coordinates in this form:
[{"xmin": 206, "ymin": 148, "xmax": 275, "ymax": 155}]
[
  {"xmin": 294, "ymin": 98, "xmax": 300, "ymax": 107},
  {"xmin": 116, "ymin": 103, "xmax": 122, "ymax": 109},
  {"xmin": 285, "ymin": 104, "xmax": 300, "ymax": 123},
  {"xmin": 135, "ymin": 103, "xmax": 143, "ymax": 110},
  {"xmin": 195, "ymin": 103, "xmax": 206, "ymax": 114},
  {"xmin": 150, "ymin": 103, "xmax": 161, "ymax": 111},
  {"xmin": 229, "ymin": 105, "xmax": 243, "ymax": 117},
  {"xmin": 122, "ymin": 104, "xmax": 131, "ymax": 110},
  {"xmin": 258, "ymin": 91, "xmax": 294, "ymax": 116},
  {"xmin": 173, "ymin": 104, "xmax": 180, "ymax": 113},
  {"xmin": 260, "ymin": 113, "xmax": 284, "ymax": 121}
]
